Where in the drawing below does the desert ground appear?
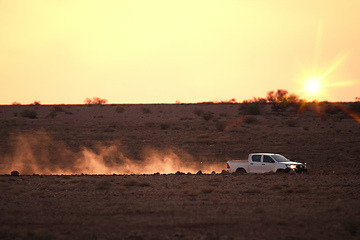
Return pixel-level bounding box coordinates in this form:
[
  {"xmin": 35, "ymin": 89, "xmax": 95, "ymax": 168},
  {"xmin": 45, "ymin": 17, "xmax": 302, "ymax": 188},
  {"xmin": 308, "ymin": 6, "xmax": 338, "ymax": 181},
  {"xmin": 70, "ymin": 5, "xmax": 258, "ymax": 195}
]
[{"xmin": 0, "ymin": 103, "xmax": 359, "ymax": 239}]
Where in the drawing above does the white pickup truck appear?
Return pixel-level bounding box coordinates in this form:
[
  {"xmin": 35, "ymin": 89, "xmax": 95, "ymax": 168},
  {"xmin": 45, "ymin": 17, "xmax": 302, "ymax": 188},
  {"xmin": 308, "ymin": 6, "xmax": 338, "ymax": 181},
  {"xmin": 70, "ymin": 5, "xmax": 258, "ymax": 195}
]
[{"xmin": 227, "ymin": 153, "xmax": 307, "ymax": 174}]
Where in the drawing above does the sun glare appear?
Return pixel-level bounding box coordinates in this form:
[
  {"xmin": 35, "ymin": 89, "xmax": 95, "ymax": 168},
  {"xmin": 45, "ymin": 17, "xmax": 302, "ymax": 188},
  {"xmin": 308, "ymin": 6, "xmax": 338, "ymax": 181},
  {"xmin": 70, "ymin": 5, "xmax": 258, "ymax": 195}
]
[{"xmin": 304, "ymin": 77, "xmax": 322, "ymax": 95}]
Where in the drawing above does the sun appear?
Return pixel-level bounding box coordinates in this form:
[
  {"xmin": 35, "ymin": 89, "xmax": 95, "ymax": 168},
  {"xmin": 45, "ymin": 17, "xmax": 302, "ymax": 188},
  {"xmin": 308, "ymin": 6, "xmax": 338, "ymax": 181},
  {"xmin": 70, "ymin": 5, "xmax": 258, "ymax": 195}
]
[{"xmin": 304, "ymin": 77, "xmax": 322, "ymax": 95}]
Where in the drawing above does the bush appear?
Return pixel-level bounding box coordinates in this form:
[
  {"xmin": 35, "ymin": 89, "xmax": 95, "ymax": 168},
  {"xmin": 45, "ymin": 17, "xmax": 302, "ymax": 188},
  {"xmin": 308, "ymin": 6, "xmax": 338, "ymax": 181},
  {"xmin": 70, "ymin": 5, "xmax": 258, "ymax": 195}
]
[
  {"xmin": 95, "ymin": 179, "xmax": 111, "ymax": 190},
  {"xmin": 202, "ymin": 112, "xmax": 214, "ymax": 121},
  {"xmin": 116, "ymin": 106, "xmax": 125, "ymax": 113},
  {"xmin": 193, "ymin": 108, "xmax": 204, "ymax": 116},
  {"xmin": 21, "ymin": 109, "xmax": 37, "ymax": 119},
  {"xmin": 54, "ymin": 105, "xmax": 65, "ymax": 112},
  {"xmin": 84, "ymin": 97, "xmax": 107, "ymax": 105},
  {"xmin": 201, "ymin": 188, "xmax": 214, "ymax": 194},
  {"xmin": 350, "ymin": 101, "xmax": 360, "ymax": 113},
  {"xmin": 11, "ymin": 170, "xmax": 20, "ymax": 176},
  {"xmin": 267, "ymin": 89, "xmax": 301, "ymax": 112},
  {"xmin": 239, "ymin": 102, "xmax": 261, "ymax": 115},
  {"xmin": 160, "ymin": 123, "xmax": 170, "ymax": 130},
  {"xmin": 47, "ymin": 111, "xmax": 56, "ymax": 118},
  {"xmin": 141, "ymin": 107, "xmax": 151, "ymax": 114},
  {"xmin": 30, "ymin": 101, "xmax": 41, "ymax": 106},
  {"xmin": 243, "ymin": 116, "xmax": 258, "ymax": 124}
]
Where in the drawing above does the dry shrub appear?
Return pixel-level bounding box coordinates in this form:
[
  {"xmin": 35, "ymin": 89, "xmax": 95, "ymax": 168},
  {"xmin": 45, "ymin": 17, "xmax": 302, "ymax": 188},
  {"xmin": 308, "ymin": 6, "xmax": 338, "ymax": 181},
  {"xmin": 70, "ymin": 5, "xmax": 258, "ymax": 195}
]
[
  {"xmin": 283, "ymin": 189, "xmax": 294, "ymax": 193},
  {"xmin": 122, "ymin": 179, "xmax": 150, "ymax": 187},
  {"xmin": 84, "ymin": 97, "xmax": 107, "ymax": 105},
  {"xmin": 202, "ymin": 111, "xmax": 214, "ymax": 121},
  {"xmin": 201, "ymin": 188, "xmax": 214, "ymax": 194},
  {"xmin": 243, "ymin": 116, "xmax": 258, "ymax": 124},
  {"xmin": 243, "ymin": 188, "xmax": 261, "ymax": 194},
  {"xmin": 123, "ymin": 180, "xmax": 138, "ymax": 187},
  {"xmin": 193, "ymin": 108, "xmax": 204, "ymax": 116},
  {"xmin": 138, "ymin": 182, "xmax": 151, "ymax": 187},
  {"xmin": 11, "ymin": 170, "xmax": 20, "ymax": 176},
  {"xmin": 54, "ymin": 105, "xmax": 65, "ymax": 112},
  {"xmin": 160, "ymin": 123, "xmax": 170, "ymax": 130},
  {"xmin": 96, "ymin": 179, "xmax": 112, "ymax": 189},
  {"xmin": 116, "ymin": 106, "xmax": 125, "ymax": 113},
  {"xmin": 141, "ymin": 107, "xmax": 151, "ymax": 114},
  {"xmin": 21, "ymin": 109, "xmax": 37, "ymax": 119},
  {"xmin": 239, "ymin": 102, "xmax": 262, "ymax": 115}
]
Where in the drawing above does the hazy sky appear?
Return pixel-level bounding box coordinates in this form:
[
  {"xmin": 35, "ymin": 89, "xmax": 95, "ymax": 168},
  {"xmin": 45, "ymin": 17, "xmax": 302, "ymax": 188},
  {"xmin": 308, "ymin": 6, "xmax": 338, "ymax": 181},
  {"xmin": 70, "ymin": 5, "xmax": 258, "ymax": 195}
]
[{"xmin": 1, "ymin": 0, "xmax": 359, "ymax": 104}]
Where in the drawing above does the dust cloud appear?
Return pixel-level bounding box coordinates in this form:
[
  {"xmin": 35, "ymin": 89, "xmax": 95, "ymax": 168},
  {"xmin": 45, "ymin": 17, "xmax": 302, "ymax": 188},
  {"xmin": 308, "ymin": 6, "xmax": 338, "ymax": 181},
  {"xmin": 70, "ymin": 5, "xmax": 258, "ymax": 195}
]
[{"xmin": 1, "ymin": 131, "xmax": 224, "ymax": 175}]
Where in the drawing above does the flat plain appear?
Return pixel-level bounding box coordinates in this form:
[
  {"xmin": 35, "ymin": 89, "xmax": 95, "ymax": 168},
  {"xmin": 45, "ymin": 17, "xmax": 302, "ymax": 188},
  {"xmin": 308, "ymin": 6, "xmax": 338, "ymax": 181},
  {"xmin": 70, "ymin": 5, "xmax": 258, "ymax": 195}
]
[{"xmin": 0, "ymin": 103, "xmax": 359, "ymax": 239}]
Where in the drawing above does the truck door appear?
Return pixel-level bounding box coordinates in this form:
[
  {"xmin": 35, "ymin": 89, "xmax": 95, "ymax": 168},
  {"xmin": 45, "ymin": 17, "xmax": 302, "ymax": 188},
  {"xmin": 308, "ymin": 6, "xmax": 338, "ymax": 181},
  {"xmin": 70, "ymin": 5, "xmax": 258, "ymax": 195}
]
[
  {"xmin": 261, "ymin": 155, "xmax": 276, "ymax": 173},
  {"xmin": 249, "ymin": 154, "xmax": 263, "ymax": 173}
]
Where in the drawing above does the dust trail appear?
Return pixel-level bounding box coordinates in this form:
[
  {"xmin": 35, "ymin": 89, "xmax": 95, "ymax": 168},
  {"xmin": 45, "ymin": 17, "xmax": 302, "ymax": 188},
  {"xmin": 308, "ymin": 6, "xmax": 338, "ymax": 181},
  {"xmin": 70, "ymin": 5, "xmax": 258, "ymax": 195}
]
[{"xmin": 1, "ymin": 131, "xmax": 224, "ymax": 175}]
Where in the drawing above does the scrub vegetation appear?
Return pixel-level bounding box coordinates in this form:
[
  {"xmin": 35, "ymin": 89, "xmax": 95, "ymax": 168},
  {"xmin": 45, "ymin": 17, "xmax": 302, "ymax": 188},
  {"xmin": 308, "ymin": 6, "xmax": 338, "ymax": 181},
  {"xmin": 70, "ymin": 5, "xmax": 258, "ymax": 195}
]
[{"xmin": 0, "ymin": 98, "xmax": 359, "ymax": 239}]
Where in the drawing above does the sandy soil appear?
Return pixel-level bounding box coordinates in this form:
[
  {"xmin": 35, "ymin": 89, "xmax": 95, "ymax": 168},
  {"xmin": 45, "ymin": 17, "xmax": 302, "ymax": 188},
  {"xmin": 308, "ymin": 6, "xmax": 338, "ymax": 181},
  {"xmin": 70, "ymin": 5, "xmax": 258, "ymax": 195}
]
[{"xmin": 0, "ymin": 103, "xmax": 359, "ymax": 239}]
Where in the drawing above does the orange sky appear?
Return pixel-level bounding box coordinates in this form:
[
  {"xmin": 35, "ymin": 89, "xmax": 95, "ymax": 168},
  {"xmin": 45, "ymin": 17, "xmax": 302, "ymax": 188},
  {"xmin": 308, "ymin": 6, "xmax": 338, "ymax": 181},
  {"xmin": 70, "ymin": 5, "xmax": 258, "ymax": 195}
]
[{"xmin": 1, "ymin": 0, "xmax": 359, "ymax": 104}]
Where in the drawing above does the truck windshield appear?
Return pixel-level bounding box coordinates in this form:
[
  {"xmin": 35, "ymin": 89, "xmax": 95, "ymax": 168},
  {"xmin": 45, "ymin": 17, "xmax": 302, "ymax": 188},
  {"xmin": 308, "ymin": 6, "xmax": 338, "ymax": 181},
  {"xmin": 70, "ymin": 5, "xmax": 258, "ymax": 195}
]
[{"xmin": 272, "ymin": 154, "xmax": 290, "ymax": 162}]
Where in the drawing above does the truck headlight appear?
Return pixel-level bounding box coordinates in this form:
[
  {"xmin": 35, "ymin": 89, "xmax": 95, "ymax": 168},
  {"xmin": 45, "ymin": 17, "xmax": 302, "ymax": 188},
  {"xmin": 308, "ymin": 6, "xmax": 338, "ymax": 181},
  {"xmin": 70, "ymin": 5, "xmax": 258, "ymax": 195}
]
[{"xmin": 285, "ymin": 164, "xmax": 296, "ymax": 169}]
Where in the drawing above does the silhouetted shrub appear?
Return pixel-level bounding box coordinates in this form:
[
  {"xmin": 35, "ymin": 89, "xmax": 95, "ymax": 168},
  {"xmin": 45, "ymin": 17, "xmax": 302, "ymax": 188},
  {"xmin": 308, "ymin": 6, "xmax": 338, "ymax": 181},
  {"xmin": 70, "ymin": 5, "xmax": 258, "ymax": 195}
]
[
  {"xmin": 243, "ymin": 116, "xmax": 258, "ymax": 124},
  {"xmin": 193, "ymin": 108, "xmax": 204, "ymax": 116},
  {"xmin": 123, "ymin": 180, "xmax": 139, "ymax": 187},
  {"xmin": 47, "ymin": 111, "xmax": 56, "ymax": 118},
  {"xmin": 116, "ymin": 106, "xmax": 125, "ymax": 113},
  {"xmin": 267, "ymin": 90, "xmax": 301, "ymax": 112},
  {"xmin": 350, "ymin": 101, "xmax": 360, "ymax": 113},
  {"xmin": 84, "ymin": 97, "xmax": 107, "ymax": 105},
  {"xmin": 201, "ymin": 188, "xmax": 214, "ymax": 194},
  {"xmin": 11, "ymin": 170, "xmax": 20, "ymax": 176},
  {"xmin": 141, "ymin": 107, "xmax": 151, "ymax": 114},
  {"xmin": 54, "ymin": 105, "xmax": 65, "ymax": 112},
  {"xmin": 21, "ymin": 109, "xmax": 37, "ymax": 119},
  {"xmin": 202, "ymin": 112, "xmax": 214, "ymax": 121},
  {"xmin": 30, "ymin": 101, "xmax": 41, "ymax": 106},
  {"xmin": 95, "ymin": 179, "xmax": 111, "ymax": 190},
  {"xmin": 239, "ymin": 101, "xmax": 262, "ymax": 115},
  {"xmin": 160, "ymin": 123, "xmax": 170, "ymax": 130}
]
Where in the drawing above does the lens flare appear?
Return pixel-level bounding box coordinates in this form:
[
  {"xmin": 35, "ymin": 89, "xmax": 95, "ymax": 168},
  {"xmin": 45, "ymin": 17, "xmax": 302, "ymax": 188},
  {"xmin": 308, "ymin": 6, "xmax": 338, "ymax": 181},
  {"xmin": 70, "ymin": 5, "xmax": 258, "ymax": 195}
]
[{"xmin": 304, "ymin": 77, "xmax": 322, "ymax": 95}]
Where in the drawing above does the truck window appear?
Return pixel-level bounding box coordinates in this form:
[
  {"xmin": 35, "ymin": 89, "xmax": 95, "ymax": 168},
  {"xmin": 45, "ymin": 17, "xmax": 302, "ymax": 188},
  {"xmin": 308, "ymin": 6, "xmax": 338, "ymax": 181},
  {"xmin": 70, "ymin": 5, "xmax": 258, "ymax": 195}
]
[
  {"xmin": 263, "ymin": 155, "xmax": 274, "ymax": 163},
  {"xmin": 252, "ymin": 155, "xmax": 261, "ymax": 162}
]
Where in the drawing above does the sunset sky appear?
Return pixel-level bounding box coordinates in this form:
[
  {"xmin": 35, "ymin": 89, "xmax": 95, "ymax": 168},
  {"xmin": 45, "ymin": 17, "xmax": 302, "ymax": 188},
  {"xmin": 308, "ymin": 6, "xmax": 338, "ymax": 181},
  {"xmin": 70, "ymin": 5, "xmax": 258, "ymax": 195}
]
[{"xmin": 1, "ymin": 0, "xmax": 359, "ymax": 104}]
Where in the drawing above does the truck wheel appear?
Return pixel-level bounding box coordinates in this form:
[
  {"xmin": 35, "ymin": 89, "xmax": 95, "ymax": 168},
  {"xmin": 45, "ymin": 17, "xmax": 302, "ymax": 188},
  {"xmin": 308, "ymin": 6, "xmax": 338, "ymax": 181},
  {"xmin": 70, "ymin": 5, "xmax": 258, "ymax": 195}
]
[
  {"xmin": 276, "ymin": 169, "xmax": 286, "ymax": 174},
  {"xmin": 235, "ymin": 168, "xmax": 246, "ymax": 174}
]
